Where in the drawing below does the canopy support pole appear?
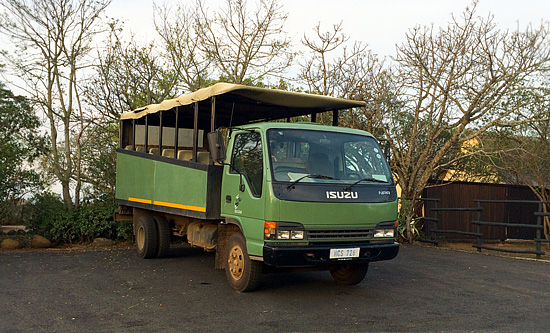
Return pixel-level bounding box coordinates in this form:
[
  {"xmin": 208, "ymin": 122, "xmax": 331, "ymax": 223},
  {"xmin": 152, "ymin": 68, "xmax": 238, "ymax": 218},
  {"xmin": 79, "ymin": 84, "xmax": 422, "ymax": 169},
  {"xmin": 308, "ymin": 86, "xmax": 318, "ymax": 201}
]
[
  {"xmin": 158, "ymin": 112, "xmax": 163, "ymax": 155},
  {"xmin": 193, "ymin": 102, "xmax": 199, "ymax": 162},
  {"xmin": 144, "ymin": 115, "xmax": 149, "ymax": 153},
  {"xmin": 131, "ymin": 119, "xmax": 136, "ymax": 150},
  {"xmin": 211, "ymin": 97, "xmax": 216, "ymax": 132},
  {"xmin": 174, "ymin": 107, "xmax": 179, "ymax": 157}
]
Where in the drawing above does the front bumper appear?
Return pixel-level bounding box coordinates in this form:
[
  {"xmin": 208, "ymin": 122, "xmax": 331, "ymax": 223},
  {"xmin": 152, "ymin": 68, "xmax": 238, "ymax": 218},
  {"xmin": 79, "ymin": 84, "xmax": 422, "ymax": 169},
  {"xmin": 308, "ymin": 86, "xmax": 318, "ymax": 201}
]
[{"xmin": 263, "ymin": 242, "xmax": 399, "ymax": 267}]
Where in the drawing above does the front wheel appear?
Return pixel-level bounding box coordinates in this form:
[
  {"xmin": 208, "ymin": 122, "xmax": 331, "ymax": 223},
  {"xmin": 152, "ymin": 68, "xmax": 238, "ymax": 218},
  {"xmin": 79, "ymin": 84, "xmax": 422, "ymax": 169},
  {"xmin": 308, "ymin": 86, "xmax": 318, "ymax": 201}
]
[
  {"xmin": 330, "ymin": 263, "xmax": 369, "ymax": 285},
  {"xmin": 225, "ymin": 232, "xmax": 262, "ymax": 292}
]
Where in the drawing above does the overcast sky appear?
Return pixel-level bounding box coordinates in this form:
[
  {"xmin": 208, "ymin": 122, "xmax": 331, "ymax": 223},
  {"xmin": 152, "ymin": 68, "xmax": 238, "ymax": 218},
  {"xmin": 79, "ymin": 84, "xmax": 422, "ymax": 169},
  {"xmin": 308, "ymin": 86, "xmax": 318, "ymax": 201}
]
[{"xmin": 105, "ymin": 0, "xmax": 550, "ymax": 58}]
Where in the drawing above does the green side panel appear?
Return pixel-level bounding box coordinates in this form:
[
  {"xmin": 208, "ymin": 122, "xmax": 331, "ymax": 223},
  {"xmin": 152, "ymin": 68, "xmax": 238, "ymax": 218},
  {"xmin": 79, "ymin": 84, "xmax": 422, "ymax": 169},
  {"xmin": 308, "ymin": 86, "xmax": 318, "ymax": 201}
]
[
  {"xmin": 276, "ymin": 200, "xmax": 398, "ymax": 229},
  {"xmin": 115, "ymin": 153, "xmax": 155, "ymax": 201},
  {"xmin": 153, "ymin": 162, "xmax": 207, "ymax": 208},
  {"xmin": 115, "ymin": 152, "xmax": 208, "ymax": 210}
]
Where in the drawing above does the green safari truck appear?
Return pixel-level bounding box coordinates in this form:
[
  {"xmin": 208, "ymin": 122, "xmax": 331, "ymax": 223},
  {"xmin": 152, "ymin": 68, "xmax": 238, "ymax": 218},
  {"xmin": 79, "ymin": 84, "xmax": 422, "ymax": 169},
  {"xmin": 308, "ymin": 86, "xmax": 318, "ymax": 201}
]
[{"xmin": 115, "ymin": 83, "xmax": 399, "ymax": 291}]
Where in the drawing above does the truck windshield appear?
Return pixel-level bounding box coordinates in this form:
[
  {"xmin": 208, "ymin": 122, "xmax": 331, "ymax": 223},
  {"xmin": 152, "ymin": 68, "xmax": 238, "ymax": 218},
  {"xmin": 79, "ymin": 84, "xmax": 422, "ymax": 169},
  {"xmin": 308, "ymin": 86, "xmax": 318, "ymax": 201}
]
[{"xmin": 267, "ymin": 129, "xmax": 392, "ymax": 185}]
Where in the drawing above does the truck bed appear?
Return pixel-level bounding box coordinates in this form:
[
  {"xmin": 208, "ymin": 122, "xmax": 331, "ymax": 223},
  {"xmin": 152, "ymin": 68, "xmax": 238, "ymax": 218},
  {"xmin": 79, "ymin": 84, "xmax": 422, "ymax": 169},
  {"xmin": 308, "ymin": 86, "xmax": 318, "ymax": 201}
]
[{"xmin": 115, "ymin": 148, "xmax": 223, "ymax": 220}]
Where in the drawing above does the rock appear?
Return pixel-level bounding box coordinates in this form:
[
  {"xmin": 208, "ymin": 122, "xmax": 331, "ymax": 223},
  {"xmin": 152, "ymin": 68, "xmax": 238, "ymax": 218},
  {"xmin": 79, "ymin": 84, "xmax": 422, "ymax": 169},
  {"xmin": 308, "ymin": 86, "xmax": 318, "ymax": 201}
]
[
  {"xmin": 1, "ymin": 238, "xmax": 22, "ymax": 249},
  {"xmin": 31, "ymin": 235, "xmax": 51, "ymax": 248},
  {"xmin": 93, "ymin": 238, "xmax": 115, "ymax": 247}
]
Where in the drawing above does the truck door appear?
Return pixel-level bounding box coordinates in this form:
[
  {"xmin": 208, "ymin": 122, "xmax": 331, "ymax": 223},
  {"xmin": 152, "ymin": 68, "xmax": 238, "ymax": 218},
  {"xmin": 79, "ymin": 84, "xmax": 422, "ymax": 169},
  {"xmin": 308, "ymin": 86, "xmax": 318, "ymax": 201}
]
[{"xmin": 221, "ymin": 131, "xmax": 265, "ymax": 256}]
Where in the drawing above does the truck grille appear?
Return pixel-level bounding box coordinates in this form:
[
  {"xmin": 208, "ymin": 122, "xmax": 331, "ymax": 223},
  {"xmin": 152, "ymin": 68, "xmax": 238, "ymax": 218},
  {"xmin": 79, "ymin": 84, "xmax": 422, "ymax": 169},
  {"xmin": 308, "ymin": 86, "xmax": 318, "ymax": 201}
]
[{"xmin": 307, "ymin": 228, "xmax": 374, "ymax": 241}]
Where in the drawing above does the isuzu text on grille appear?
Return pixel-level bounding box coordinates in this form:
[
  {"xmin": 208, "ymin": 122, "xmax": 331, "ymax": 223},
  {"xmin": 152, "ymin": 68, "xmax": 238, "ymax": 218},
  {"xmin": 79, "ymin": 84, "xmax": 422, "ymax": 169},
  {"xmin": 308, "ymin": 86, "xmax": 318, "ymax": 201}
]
[{"xmin": 326, "ymin": 191, "xmax": 358, "ymax": 199}]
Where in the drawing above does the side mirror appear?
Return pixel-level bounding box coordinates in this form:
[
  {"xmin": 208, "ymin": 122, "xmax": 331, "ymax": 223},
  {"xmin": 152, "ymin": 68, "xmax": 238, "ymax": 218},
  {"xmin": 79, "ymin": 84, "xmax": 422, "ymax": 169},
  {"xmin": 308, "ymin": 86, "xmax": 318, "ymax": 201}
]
[
  {"xmin": 377, "ymin": 138, "xmax": 391, "ymax": 163},
  {"xmin": 207, "ymin": 131, "xmax": 226, "ymax": 163},
  {"xmin": 384, "ymin": 141, "xmax": 391, "ymax": 162}
]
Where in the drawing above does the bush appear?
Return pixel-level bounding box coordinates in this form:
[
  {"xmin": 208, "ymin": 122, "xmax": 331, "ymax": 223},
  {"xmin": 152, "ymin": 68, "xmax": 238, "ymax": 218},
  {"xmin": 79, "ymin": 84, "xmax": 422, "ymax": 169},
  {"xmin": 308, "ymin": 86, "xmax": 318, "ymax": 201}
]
[{"xmin": 26, "ymin": 192, "xmax": 133, "ymax": 244}]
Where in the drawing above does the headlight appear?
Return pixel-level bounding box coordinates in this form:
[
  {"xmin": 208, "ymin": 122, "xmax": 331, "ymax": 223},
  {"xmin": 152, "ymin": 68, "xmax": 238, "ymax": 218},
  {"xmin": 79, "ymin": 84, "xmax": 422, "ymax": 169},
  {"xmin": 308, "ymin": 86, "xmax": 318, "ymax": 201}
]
[
  {"xmin": 291, "ymin": 230, "xmax": 304, "ymax": 240},
  {"xmin": 277, "ymin": 230, "xmax": 290, "ymax": 240},
  {"xmin": 374, "ymin": 229, "xmax": 394, "ymax": 238},
  {"xmin": 264, "ymin": 221, "xmax": 306, "ymax": 240}
]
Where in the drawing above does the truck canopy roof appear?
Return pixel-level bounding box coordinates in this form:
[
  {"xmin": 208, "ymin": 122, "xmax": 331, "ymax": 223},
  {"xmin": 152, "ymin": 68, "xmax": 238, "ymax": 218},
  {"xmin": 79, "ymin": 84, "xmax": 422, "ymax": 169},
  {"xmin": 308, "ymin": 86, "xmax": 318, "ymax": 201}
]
[
  {"xmin": 240, "ymin": 121, "xmax": 375, "ymax": 137},
  {"xmin": 120, "ymin": 83, "xmax": 366, "ymax": 127}
]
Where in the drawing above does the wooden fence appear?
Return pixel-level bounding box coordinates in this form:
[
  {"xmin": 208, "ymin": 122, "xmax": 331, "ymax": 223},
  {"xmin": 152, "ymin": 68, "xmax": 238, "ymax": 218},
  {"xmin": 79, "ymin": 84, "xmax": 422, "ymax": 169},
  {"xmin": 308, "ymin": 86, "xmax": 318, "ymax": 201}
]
[{"xmin": 422, "ymin": 181, "xmax": 541, "ymax": 240}]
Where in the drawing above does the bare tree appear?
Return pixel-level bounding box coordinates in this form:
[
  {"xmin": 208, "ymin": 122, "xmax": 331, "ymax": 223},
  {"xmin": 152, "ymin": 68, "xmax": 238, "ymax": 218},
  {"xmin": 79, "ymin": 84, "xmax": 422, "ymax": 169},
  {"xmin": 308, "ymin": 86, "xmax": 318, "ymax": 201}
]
[
  {"xmin": 195, "ymin": 0, "xmax": 294, "ymax": 84},
  {"xmin": 360, "ymin": 3, "xmax": 550, "ymax": 241},
  {"xmin": 299, "ymin": 22, "xmax": 383, "ymax": 130},
  {"xmin": 154, "ymin": 3, "xmax": 211, "ymax": 92},
  {"xmin": 84, "ymin": 23, "xmax": 182, "ymax": 121},
  {"xmin": 300, "ymin": 22, "xmax": 349, "ymax": 96},
  {"xmin": 0, "ymin": 0, "xmax": 111, "ymax": 209}
]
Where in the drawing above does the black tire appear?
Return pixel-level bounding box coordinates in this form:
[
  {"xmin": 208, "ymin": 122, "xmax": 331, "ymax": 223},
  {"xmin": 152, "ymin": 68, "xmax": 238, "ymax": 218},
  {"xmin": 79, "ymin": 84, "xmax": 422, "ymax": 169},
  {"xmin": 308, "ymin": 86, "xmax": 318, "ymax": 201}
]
[
  {"xmin": 154, "ymin": 216, "xmax": 171, "ymax": 258},
  {"xmin": 330, "ymin": 263, "xmax": 369, "ymax": 285},
  {"xmin": 225, "ymin": 232, "xmax": 262, "ymax": 292},
  {"xmin": 135, "ymin": 216, "xmax": 158, "ymax": 259}
]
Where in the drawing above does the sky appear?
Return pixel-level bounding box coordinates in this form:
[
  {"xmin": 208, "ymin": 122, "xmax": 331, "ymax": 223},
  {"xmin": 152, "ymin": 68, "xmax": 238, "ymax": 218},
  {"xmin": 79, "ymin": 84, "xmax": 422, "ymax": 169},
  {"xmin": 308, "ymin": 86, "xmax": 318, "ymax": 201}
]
[{"xmin": 105, "ymin": 0, "xmax": 550, "ymax": 59}]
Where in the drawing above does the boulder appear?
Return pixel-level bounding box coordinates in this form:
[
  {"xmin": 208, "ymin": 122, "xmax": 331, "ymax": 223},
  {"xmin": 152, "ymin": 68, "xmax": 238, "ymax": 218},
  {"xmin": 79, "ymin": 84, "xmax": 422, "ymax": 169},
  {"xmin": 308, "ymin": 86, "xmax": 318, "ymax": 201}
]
[
  {"xmin": 31, "ymin": 235, "xmax": 51, "ymax": 248},
  {"xmin": 1, "ymin": 238, "xmax": 22, "ymax": 249},
  {"xmin": 93, "ymin": 238, "xmax": 115, "ymax": 247}
]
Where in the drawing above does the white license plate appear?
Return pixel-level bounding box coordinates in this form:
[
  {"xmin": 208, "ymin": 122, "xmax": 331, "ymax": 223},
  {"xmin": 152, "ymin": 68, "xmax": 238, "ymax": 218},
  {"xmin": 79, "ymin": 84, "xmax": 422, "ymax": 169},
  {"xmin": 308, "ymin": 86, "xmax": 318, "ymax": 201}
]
[{"xmin": 329, "ymin": 247, "xmax": 360, "ymax": 259}]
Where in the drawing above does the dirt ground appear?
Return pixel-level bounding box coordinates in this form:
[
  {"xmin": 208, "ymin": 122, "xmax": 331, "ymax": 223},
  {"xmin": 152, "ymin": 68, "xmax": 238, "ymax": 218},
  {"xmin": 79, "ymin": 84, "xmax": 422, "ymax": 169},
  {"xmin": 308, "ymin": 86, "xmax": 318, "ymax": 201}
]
[{"xmin": 425, "ymin": 239, "xmax": 550, "ymax": 261}]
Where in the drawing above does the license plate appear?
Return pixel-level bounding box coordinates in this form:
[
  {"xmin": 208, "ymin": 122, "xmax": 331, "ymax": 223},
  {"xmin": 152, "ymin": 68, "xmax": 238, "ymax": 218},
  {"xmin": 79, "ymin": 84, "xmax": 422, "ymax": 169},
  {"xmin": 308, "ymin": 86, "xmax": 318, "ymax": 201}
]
[{"xmin": 329, "ymin": 247, "xmax": 360, "ymax": 259}]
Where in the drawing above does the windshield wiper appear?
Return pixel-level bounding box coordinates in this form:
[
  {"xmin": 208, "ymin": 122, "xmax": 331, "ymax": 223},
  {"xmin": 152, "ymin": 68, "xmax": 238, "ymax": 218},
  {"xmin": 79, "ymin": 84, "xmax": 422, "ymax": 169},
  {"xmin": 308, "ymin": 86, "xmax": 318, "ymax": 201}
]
[
  {"xmin": 344, "ymin": 177, "xmax": 388, "ymax": 191},
  {"xmin": 287, "ymin": 174, "xmax": 338, "ymax": 191}
]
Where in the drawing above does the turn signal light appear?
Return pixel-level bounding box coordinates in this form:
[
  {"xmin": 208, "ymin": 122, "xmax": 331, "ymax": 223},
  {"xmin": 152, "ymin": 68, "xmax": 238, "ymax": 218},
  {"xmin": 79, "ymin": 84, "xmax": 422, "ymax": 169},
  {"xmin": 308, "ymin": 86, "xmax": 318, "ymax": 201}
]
[{"xmin": 264, "ymin": 221, "xmax": 277, "ymax": 238}]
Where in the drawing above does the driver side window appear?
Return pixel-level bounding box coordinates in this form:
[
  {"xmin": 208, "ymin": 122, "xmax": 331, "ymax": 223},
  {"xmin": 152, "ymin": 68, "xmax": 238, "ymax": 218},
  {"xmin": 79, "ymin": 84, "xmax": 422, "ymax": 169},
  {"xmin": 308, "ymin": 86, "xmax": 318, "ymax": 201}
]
[{"xmin": 231, "ymin": 132, "xmax": 263, "ymax": 197}]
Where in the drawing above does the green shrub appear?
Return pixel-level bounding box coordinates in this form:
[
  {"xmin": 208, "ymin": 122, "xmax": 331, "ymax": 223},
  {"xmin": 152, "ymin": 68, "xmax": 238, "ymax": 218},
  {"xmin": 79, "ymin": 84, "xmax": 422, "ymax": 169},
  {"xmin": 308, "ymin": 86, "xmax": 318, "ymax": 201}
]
[
  {"xmin": 26, "ymin": 192, "xmax": 133, "ymax": 243},
  {"xmin": 26, "ymin": 192, "xmax": 70, "ymax": 243}
]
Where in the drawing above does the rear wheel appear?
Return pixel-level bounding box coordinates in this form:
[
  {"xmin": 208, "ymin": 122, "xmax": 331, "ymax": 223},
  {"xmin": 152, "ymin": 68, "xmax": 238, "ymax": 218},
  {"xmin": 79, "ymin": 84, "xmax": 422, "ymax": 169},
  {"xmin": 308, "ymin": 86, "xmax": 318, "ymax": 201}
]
[
  {"xmin": 154, "ymin": 216, "xmax": 171, "ymax": 258},
  {"xmin": 225, "ymin": 232, "xmax": 262, "ymax": 292},
  {"xmin": 330, "ymin": 263, "xmax": 369, "ymax": 285},
  {"xmin": 135, "ymin": 216, "xmax": 158, "ymax": 259}
]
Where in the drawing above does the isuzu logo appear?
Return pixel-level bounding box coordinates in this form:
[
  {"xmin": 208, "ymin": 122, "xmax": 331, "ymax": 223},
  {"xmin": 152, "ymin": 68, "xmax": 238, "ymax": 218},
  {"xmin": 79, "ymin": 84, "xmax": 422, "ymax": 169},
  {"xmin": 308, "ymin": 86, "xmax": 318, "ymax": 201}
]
[{"xmin": 326, "ymin": 191, "xmax": 358, "ymax": 199}]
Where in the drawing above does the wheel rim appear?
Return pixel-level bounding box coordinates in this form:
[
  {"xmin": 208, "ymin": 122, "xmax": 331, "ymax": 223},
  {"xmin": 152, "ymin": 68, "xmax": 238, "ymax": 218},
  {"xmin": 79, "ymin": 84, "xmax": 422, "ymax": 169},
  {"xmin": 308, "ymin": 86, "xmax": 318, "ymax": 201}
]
[
  {"xmin": 136, "ymin": 225, "xmax": 145, "ymax": 250},
  {"xmin": 228, "ymin": 244, "xmax": 245, "ymax": 281}
]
